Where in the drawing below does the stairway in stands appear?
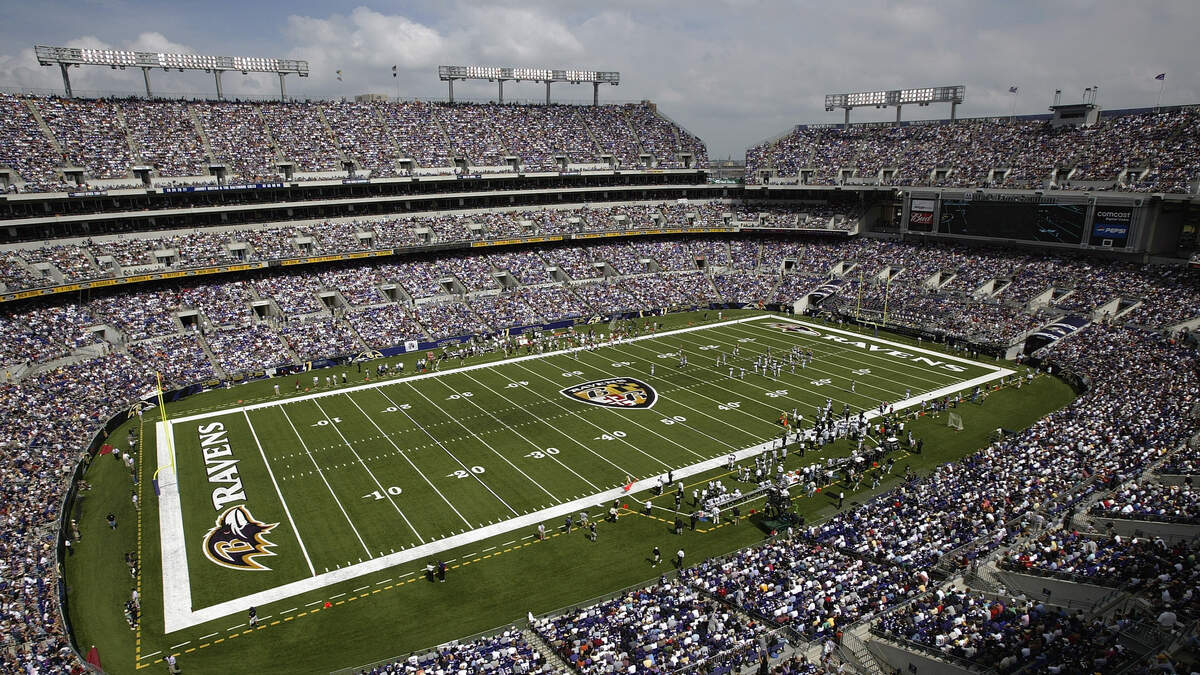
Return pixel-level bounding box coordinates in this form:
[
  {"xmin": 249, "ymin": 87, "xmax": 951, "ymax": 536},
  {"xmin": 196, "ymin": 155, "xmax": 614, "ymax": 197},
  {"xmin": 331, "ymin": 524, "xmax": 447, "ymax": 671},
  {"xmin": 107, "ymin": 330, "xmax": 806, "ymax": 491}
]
[{"xmin": 521, "ymin": 627, "xmax": 572, "ymax": 672}]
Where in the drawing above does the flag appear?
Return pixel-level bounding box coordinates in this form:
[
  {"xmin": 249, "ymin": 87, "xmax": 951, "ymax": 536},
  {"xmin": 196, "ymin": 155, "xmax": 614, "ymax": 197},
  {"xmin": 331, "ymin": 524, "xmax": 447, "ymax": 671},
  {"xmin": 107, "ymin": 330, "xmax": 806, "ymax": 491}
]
[
  {"xmin": 86, "ymin": 646, "xmax": 101, "ymax": 669},
  {"xmin": 392, "ymin": 65, "xmax": 398, "ymax": 78},
  {"xmin": 1155, "ymin": 73, "xmax": 1166, "ymax": 81},
  {"xmin": 336, "ymin": 70, "xmax": 343, "ymax": 81},
  {"xmin": 1008, "ymin": 86, "xmax": 1019, "ymax": 94}
]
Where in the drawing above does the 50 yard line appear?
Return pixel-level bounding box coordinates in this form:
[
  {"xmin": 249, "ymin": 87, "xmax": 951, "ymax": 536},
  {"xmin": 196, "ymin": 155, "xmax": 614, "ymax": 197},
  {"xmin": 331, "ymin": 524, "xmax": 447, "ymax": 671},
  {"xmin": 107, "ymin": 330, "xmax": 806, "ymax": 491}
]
[{"xmin": 459, "ymin": 370, "xmax": 638, "ymax": 479}]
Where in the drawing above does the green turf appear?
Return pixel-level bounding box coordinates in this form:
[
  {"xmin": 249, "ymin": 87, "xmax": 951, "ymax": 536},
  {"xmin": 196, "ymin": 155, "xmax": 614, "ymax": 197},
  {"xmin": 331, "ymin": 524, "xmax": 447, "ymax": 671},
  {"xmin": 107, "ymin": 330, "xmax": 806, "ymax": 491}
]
[{"xmin": 62, "ymin": 310, "xmax": 1076, "ymax": 674}]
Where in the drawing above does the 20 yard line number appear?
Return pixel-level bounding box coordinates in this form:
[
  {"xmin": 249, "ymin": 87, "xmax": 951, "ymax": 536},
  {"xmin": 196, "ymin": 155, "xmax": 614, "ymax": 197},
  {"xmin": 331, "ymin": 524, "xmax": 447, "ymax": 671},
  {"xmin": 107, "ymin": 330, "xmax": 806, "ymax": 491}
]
[{"xmin": 447, "ymin": 466, "xmax": 486, "ymax": 479}]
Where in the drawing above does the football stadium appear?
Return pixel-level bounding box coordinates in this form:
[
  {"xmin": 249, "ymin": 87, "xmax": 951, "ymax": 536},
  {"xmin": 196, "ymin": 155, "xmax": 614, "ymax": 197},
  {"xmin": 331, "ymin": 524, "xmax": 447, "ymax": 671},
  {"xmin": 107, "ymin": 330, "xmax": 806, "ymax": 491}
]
[{"xmin": 2, "ymin": 3, "xmax": 1200, "ymax": 674}]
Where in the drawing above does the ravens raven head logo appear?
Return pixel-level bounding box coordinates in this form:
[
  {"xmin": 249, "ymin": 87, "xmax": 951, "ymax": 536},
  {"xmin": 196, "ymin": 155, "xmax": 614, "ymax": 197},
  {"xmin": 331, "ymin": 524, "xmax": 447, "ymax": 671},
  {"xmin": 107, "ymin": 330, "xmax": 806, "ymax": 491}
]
[
  {"xmin": 561, "ymin": 377, "xmax": 657, "ymax": 409},
  {"xmin": 202, "ymin": 505, "xmax": 278, "ymax": 572}
]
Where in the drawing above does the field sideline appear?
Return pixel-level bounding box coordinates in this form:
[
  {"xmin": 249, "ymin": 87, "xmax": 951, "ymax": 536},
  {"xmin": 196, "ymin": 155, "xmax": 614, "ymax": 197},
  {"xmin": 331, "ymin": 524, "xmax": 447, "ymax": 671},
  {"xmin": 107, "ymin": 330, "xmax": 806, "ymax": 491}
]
[{"xmin": 155, "ymin": 313, "xmax": 1011, "ymax": 632}]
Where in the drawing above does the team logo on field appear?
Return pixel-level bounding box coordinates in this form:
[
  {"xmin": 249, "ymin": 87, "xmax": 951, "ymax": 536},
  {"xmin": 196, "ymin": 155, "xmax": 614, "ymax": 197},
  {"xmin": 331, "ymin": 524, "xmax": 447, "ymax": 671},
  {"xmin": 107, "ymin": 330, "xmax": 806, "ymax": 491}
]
[
  {"xmin": 561, "ymin": 377, "xmax": 657, "ymax": 409},
  {"xmin": 767, "ymin": 322, "xmax": 821, "ymax": 337},
  {"xmin": 202, "ymin": 505, "xmax": 279, "ymax": 572}
]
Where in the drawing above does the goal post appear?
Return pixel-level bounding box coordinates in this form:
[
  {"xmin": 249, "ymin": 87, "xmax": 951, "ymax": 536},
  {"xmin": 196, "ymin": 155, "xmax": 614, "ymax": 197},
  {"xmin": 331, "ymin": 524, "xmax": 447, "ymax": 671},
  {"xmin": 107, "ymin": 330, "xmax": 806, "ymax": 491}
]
[{"xmin": 947, "ymin": 412, "xmax": 964, "ymax": 431}]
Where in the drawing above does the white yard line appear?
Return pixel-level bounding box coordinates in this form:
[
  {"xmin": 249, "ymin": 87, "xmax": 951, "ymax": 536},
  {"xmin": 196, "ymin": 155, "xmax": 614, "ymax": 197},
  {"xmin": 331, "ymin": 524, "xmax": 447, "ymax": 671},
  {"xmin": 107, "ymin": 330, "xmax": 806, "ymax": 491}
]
[
  {"xmin": 278, "ymin": 405, "xmax": 374, "ymax": 559},
  {"xmin": 459, "ymin": 370, "xmax": 640, "ymax": 480},
  {"xmin": 749, "ymin": 317, "xmax": 1003, "ymax": 372},
  {"xmin": 168, "ymin": 314, "xmax": 787, "ymax": 425},
  {"xmin": 484, "ymin": 368, "xmax": 671, "ymax": 473},
  {"xmin": 404, "ymin": 381, "xmax": 555, "ymax": 508},
  {"xmin": 342, "ymin": 390, "xmax": 474, "ymax": 528},
  {"xmin": 429, "ymin": 374, "xmax": 602, "ymax": 493},
  {"xmin": 373, "ymin": 385, "xmax": 520, "ymax": 517},
  {"xmin": 613, "ymin": 338, "xmax": 819, "ymax": 426},
  {"xmin": 679, "ymin": 329, "xmax": 906, "ymax": 396},
  {"xmin": 511, "ymin": 360, "xmax": 710, "ymax": 462},
  {"xmin": 570, "ymin": 347, "xmax": 770, "ymax": 443},
  {"xmin": 310, "ymin": 398, "xmax": 424, "ymax": 545},
  {"xmin": 668, "ymin": 331, "xmax": 876, "ymax": 414},
  {"xmin": 243, "ymin": 410, "xmax": 316, "ymax": 577},
  {"xmin": 157, "ymin": 314, "xmax": 1014, "ymax": 633},
  {"xmin": 726, "ymin": 321, "xmax": 954, "ymax": 389}
]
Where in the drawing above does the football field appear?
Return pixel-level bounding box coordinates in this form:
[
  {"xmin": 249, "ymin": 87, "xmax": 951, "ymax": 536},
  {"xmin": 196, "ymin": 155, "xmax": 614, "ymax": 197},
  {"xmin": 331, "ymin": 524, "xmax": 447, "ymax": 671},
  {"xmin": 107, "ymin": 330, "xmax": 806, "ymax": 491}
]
[{"xmin": 155, "ymin": 314, "xmax": 1011, "ymax": 631}]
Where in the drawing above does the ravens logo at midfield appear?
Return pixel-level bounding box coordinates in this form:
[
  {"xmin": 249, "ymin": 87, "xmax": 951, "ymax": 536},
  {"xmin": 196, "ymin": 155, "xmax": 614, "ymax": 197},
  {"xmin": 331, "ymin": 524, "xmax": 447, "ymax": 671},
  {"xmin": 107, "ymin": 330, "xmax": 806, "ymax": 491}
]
[
  {"xmin": 561, "ymin": 377, "xmax": 657, "ymax": 409},
  {"xmin": 202, "ymin": 505, "xmax": 279, "ymax": 571}
]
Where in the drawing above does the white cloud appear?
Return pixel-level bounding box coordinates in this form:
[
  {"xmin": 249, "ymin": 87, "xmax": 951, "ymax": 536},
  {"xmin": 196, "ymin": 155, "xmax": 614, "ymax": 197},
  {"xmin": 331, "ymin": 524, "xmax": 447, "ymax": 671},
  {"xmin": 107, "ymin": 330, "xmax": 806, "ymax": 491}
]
[
  {"xmin": 284, "ymin": 7, "xmax": 445, "ymax": 70},
  {"xmin": 453, "ymin": 7, "xmax": 584, "ymax": 63}
]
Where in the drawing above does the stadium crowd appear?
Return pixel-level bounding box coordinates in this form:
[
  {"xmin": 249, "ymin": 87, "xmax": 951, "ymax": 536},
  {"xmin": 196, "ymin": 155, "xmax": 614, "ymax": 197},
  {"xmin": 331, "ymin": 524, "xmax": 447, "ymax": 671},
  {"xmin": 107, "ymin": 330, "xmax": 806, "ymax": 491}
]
[
  {"xmin": 684, "ymin": 542, "xmax": 924, "ymax": 639},
  {"xmin": 874, "ymin": 588, "xmax": 1131, "ymax": 673},
  {"xmin": 748, "ymin": 107, "xmax": 1200, "ymax": 193},
  {"xmin": 1090, "ymin": 483, "xmax": 1200, "ymax": 523},
  {"xmin": 0, "ymin": 203, "xmax": 1193, "ymax": 673},
  {"xmin": 1000, "ymin": 530, "xmax": 1200, "ymax": 597},
  {"xmin": 0, "ymin": 227, "xmax": 1196, "ymax": 384},
  {"xmin": 0, "ymin": 96, "xmax": 707, "ymax": 190},
  {"xmin": 357, "ymin": 629, "xmax": 552, "ymax": 675},
  {"xmin": 532, "ymin": 581, "xmax": 775, "ymax": 673}
]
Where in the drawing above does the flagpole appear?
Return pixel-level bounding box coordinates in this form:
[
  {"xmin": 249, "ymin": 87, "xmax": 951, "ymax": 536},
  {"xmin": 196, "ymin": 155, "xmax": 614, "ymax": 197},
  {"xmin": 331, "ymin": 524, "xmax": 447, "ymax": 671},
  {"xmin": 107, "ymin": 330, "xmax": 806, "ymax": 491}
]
[{"xmin": 1155, "ymin": 78, "xmax": 1166, "ymax": 112}]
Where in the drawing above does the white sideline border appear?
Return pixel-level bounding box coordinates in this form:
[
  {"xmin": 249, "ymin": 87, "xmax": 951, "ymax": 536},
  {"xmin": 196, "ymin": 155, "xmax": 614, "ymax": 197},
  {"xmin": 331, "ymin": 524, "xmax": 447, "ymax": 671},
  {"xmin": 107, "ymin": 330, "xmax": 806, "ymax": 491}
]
[{"xmin": 158, "ymin": 313, "xmax": 1014, "ymax": 633}]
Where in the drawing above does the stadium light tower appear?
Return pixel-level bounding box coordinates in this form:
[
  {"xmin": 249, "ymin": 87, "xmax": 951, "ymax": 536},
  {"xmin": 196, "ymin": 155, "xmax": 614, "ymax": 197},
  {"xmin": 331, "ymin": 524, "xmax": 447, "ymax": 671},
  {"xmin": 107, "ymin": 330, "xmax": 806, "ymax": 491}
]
[
  {"xmin": 34, "ymin": 45, "xmax": 309, "ymax": 101},
  {"xmin": 438, "ymin": 66, "xmax": 619, "ymax": 105},
  {"xmin": 824, "ymin": 85, "xmax": 965, "ymax": 128}
]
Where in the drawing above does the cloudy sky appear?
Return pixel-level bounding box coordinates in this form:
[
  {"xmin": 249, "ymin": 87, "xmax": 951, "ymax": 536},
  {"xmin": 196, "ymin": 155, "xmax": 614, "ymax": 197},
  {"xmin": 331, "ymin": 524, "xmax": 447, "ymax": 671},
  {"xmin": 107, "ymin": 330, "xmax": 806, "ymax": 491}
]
[{"xmin": 1, "ymin": 0, "xmax": 1194, "ymax": 159}]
